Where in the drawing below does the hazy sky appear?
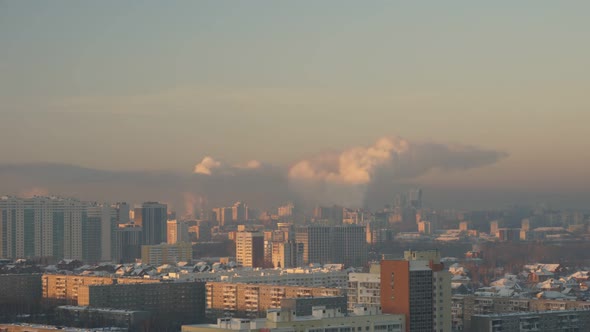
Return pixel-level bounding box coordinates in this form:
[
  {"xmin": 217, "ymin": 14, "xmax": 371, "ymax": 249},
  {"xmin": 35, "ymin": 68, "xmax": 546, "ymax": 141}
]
[{"xmin": 1, "ymin": 1, "xmax": 589, "ymax": 193}]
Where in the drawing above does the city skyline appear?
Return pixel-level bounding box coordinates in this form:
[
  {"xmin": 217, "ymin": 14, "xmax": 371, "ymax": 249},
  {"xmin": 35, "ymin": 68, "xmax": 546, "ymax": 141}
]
[
  {"xmin": 2, "ymin": 2, "xmax": 590, "ymax": 209},
  {"xmin": 3, "ymin": 2, "xmax": 590, "ymax": 331}
]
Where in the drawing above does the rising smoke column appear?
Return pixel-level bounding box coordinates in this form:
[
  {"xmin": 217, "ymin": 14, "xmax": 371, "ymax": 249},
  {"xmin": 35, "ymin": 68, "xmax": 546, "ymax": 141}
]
[{"xmin": 287, "ymin": 136, "xmax": 507, "ymax": 207}]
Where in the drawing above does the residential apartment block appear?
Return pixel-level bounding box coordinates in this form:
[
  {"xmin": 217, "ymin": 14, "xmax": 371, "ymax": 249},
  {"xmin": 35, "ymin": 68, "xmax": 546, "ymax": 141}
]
[
  {"xmin": 295, "ymin": 225, "xmax": 367, "ymax": 266},
  {"xmin": 471, "ymin": 310, "xmax": 590, "ymax": 332},
  {"xmin": 348, "ymin": 272, "xmax": 381, "ymax": 311},
  {"xmin": 41, "ymin": 274, "xmax": 158, "ymax": 305},
  {"xmin": 206, "ymin": 282, "xmax": 343, "ymax": 318},
  {"xmin": 183, "ymin": 305, "xmax": 405, "ymax": 332},
  {"xmin": 141, "ymin": 242, "xmax": 192, "ymax": 266}
]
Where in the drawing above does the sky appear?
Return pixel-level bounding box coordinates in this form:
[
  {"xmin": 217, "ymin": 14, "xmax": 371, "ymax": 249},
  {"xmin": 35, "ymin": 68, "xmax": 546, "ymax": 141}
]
[{"xmin": 1, "ymin": 1, "xmax": 589, "ymax": 208}]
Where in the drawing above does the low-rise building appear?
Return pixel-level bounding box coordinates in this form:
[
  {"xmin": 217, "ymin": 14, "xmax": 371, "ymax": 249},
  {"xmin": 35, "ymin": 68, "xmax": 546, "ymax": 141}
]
[
  {"xmin": 77, "ymin": 281, "xmax": 206, "ymax": 329},
  {"xmin": 182, "ymin": 306, "xmax": 405, "ymax": 332},
  {"xmin": 0, "ymin": 274, "xmax": 42, "ymax": 316},
  {"xmin": 55, "ymin": 305, "xmax": 151, "ymax": 330},
  {"xmin": 453, "ymin": 295, "xmax": 590, "ymax": 331},
  {"xmin": 141, "ymin": 242, "xmax": 193, "ymax": 266},
  {"xmin": 165, "ymin": 266, "xmax": 348, "ymax": 288},
  {"xmin": 471, "ymin": 310, "xmax": 590, "ymax": 332},
  {"xmin": 280, "ymin": 296, "xmax": 347, "ymax": 317},
  {"xmin": 206, "ymin": 282, "xmax": 343, "ymax": 318},
  {"xmin": 0, "ymin": 324, "xmax": 126, "ymax": 332},
  {"xmin": 42, "ymin": 274, "xmax": 158, "ymax": 305}
]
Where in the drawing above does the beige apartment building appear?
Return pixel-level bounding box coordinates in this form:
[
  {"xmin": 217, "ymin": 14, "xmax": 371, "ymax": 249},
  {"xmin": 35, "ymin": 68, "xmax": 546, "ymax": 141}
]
[
  {"xmin": 42, "ymin": 274, "xmax": 159, "ymax": 305},
  {"xmin": 141, "ymin": 242, "xmax": 193, "ymax": 266},
  {"xmin": 206, "ymin": 282, "xmax": 343, "ymax": 318}
]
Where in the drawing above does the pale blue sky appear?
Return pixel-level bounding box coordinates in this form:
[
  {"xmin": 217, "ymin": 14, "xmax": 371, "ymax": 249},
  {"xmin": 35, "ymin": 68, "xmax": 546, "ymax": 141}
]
[{"xmin": 1, "ymin": 1, "xmax": 589, "ymax": 191}]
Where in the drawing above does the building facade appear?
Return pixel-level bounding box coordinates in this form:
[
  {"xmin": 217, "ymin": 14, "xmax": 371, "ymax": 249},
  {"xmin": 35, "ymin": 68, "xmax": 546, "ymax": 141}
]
[
  {"xmin": 78, "ymin": 281, "xmax": 206, "ymax": 328},
  {"xmin": 470, "ymin": 310, "xmax": 590, "ymax": 332},
  {"xmin": 0, "ymin": 196, "xmax": 116, "ymax": 262},
  {"xmin": 271, "ymin": 240, "xmax": 304, "ymax": 268},
  {"xmin": 348, "ymin": 272, "xmax": 381, "ymax": 311},
  {"xmin": 183, "ymin": 306, "xmax": 405, "ymax": 332},
  {"xmin": 42, "ymin": 274, "xmax": 158, "ymax": 305},
  {"xmin": 381, "ymin": 250, "xmax": 451, "ymax": 332},
  {"xmin": 112, "ymin": 224, "xmax": 142, "ymax": 263},
  {"xmin": 138, "ymin": 202, "xmax": 167, "ymax": 246},
  {"xmin": 167, "ymin": 219, "xmax": 190, "ymax": 244},
  {"xmin": 235, "ymin": 231, "xmax": 265, "ymax": 267},
  {"xmin": 141, "ymin": 242, "xmax": 193, "ymax": 266},
  {"xmin": 295, "ymin": 225, "xmax": 367, "ymax": 267},
  {"xmin": 206, "ymin": 282, "xmax": 343, "ymax": 318}
]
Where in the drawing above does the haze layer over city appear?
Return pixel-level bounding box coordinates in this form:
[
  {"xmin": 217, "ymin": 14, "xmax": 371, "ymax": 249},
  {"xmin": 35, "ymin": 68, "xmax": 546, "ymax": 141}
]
[
  {"xmin": 2, "ymin": 1, "xmax": 590, "ymax": 211},
  {"xmin": 1, "ymin": 2, "xmax": 590, "ymax": 332}
]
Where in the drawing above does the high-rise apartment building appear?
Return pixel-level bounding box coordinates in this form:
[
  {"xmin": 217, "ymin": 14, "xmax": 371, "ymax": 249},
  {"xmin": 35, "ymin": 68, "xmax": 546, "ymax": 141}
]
[
  {"xmin": 221, "ymin": 207, "xmax": 233, "ymax": 225},
  {"xmin": 490, "ymin": 220, "xmax": 499, "ymax": 235},
  {"xmin": 113, "ymin": 202, "xmax": 130, "ymax": 224},
  {"xmin": 235, "ymin": 231, "xmax": 264, "ymax": 267},
  {"xmin": 295, "ymin": 225, "xmax": 367, "ymax": 266},
  {"xmin": 278, "ymin": 202, "xmax": 294, "ymax": 218},
  {"xmin": 0, "ymin": 197, "xmax": 136, "ymax": 262},
  {"xmin": 381, "ymin": 259, "xmax": 433, "ymax": 332},
  {"xmin": 232, "ymin": 202, "xmax": 248, "ymax": 222},
  {"xmin": 404, "ymin": 250, "xmax": 451, "ymax": 332},
  {"xmin": 296, "ymin": 225, "xmax": 331, "ymax": 264},
  {"xmin": 206, "ymin": 282, "xmax": 343, "ymax": 318},
  {"xmin": 271, "ymin": 240, "xmax": 304, "ymax": 268},
  {"xmin": 348, "ymin": 272, "xmax": 381, "ymax": 311},
  {"xmin": 380, "ymin": 250, "xmax": 451, "ymax": 332},
  {"xmin": 113, "ymin": 224, "xmax": 142, "ymax": 263},
  {"xmin": 312, "ymin": 205, "xmax": 344, "ymax": 224},
  {"xmin": 332, "ymin": 224, "xmax": 367, "ymax": 267},
  {"xmin": 85, "ymin": 203, "xmax": 117, "ymax": 262},
  {"xmin": 167, "ymin": 219, "xmax": 190, "ymax": 244},
  {"xmin": 78, "ymin": 281, "xmax": 206, "ymax": 328},
  {"xmin": 139, "ymin": 202, "xmax": 167, "ymax": 245}
]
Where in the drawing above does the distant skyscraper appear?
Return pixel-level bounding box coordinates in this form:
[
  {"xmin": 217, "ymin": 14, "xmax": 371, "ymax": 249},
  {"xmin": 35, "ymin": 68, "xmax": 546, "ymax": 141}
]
[
  {"xmin": 82, "ymin": 206, "xmax": 102, "ymax": 263},
  {"xmin": 86, "ymin": 203, "xmax": 117, "ymax": 262},
  {"xmin": 113, "ymin": 202, "xmax": 130, "ymax": 224},
  {"xmin": 232, "ymin": 201, "xmax": 248, "ymax": 222},
  {"xmin": 167, "ymin": 219, "xmax": 190, "ymax": 244},
  {"xmin": 133, "ymin": 207, "xmax": 142, "ymax": 225},
  {"xmin": 235, "ymin": 231, "xmax": 264, "ymax": 267},
  {"xmin": 409, "ymin": 188, "xmax": 422, "ymax": 209},
  {"xmin": 139, "ymin": 202, "xmax": 167, "ymax": 245},
  {"xmin": 113, "ymin": 224, "xmax": 142, "ymax": 263},
  {"xmin": 296, "ymin": 225, "xmax": 331, "ymax": 265},
  {"xmin": 1, "ymin": 196, "xmax": 38, "ymax": 259},
  {"xmin": 490, "ymin": 220, "xmax": 499, "ymax": 236},
  {"xmin": 141, "ymin": 242, "xmax": 192, "ymax": 266},
  {"xmin": 295, "ymin": 225, "xmax": 367, "ymax": 266},
  {"xmin": 222, "ymin": 207, "xmax": 233, "ymax": 225},
  {"xmin": 278, "ymin": 202, "xmax": 294, "ymax": 218},
  {"xmin": 459, "ymin": 221, "xmax": 469, "ymax": 231},
  {"xmin": 394, "ymin": 189, "xmax": 423, "ymax": 210},
  {"xmin": 271, "ymin": 240, "xmax": 304, "ymax": 268},
  {"xmin": 312, "ymin": 205, "xmax": 344, "ymax": 224},
  {"xmin": 0, "ymin": 196, "xmax": 90, "ymax": 261},
  {"xmin": 521, "ymin": 218, "xmax": 531, "ymax": 232},
  {"xmin": 331, "ymin": 225, "xmax": 367, "ymax": 267}
]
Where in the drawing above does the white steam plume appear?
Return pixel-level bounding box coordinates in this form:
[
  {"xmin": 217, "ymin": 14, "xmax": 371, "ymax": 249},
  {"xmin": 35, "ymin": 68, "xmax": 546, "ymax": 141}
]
[
  {"xmin": 193, "ymin": 156, "xmax": 222, "ymax": 175},
  {"xmin": 287, "ymin": 136, "xmax": 507, "ymax": 207},
  {"xmin": 289, "ymin": 137, "xmax": 409, "ymax": 185},
  {"xmin": 234, "ymin": 160, "xmax": 262, "ymax": 170}
]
